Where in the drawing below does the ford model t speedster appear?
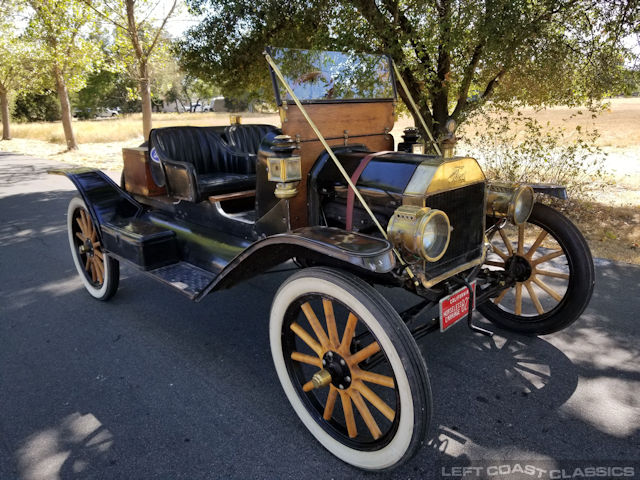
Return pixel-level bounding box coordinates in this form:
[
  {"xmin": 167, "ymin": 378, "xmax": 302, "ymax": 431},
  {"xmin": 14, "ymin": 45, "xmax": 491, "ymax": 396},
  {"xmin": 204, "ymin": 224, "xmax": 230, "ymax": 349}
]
[{"xmin": 54, "ymin": 49, "xmax": 595, "ymax": 470}]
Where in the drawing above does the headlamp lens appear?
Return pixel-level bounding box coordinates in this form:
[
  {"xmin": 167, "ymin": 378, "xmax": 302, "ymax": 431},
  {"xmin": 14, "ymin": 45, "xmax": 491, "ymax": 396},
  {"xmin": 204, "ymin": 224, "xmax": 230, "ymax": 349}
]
[{"xmin": 420, "ymin": 210, "xmax": 450, "ymax": 262}]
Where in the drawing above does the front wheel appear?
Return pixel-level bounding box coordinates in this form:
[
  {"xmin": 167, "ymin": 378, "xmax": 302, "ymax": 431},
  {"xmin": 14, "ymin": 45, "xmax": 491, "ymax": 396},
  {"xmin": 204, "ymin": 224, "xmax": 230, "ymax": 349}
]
[
  {"xmin": 270, "ymin": 267, "xmax": 431, "ymax": 471},
  {"xmin": 478, "ymin": 203, "xmax": 595, "ymax": 334},
  {"xmin": 67, "ymin": 196, "xmax": 119, "ymax": 301}
]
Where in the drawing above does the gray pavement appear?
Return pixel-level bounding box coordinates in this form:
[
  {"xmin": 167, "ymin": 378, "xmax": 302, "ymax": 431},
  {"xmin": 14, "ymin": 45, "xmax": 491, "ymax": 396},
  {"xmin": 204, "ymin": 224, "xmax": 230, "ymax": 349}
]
[{"xmin": 1, "ymin": 152, "xmax": 639, "ymax": 480}]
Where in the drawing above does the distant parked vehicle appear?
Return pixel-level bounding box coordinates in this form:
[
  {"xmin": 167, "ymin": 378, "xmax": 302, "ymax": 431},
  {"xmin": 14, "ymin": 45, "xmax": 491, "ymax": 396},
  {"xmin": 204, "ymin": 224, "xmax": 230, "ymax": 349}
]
[{"xmin": 95, "ymin": 107, "xmax": 120, "ymax": 118}]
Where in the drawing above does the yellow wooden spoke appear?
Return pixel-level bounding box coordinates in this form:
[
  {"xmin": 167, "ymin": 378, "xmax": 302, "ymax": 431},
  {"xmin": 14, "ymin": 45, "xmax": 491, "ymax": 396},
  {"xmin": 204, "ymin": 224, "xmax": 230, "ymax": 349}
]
[
  {"xmin": 532, "ymin": 276, "xmax": 564, "ymax": 302},
  {"xmin": 84, "ymin": 256, "xmax": 91, "ymax": 271},
  {"xmin": 515, "ymin": 283, "xmax": 523, "ymax": 315},
  {"xmin": 532, "ymin": 249, "xmax": 564, "ymax": 266},
  {"xmin": 94, "ymin": 249, "xmax": 104, "ymax": 260},
  {"xmin": 90, "ymin": 260, "xmax": 97, "ymax": 283},
  {"xmin": 301, "ymin": 302, "xmax": 330, "ymax": 348},
  {"xmin": 493, "ymin": 288, "xmax": 509, "ymax": 305},
  {"xmin": 302, "ymin": 380, "xmax": 315, "ymax": 392},
  {"xmin": 499, "ymin": 228, "xmax": 514, "ymax": 256},
  {"xmin": 291, "ymin": 351, "xmax": 322, "ymax": 367},
  {"xmin": 525, "ymin": 281, "xmax": 544, "ymax": 315},
  {"xmin": 81, "ymin": 209, "xmax": 90, "ymax": 235},
  {"xmin": 492, "ymin": 247, "xmax": 509, "ymax": 262},
  {"xmin": 340, "ymin": 391, "xmax": 357, "ymax": 438},
  {"xmin": 349, "ymin": 341, "xmax": 380, "ymax": 366},
  {"xmin": 290, "ymin": 322, "xmax": 323, "ymax": 356},
  {"xmin": 526, "ymin": 230, "xmax": 548, "ymax": 259},
  {"xmin": 356, "ymin": 369, "xmax": 395, "ymax": 388},
  {"xmin": 517, "ymin": 224, "xmax": 525, "ymax": 255},
  {"xmin": 94, "ymin": 257, "xmax": 104, "ymax": 277},
  {"xmin": 93, "ymin": 241, "xmax": 101, "ymax": 249},
  {"xmin": 485, "ymin": 260, "xmax": 505, "ymax": 268},
  {"xmin": 75, "ymin": 232, "xmax": 85, "ymax": 242},
  {"xmin": 323, "ymin": 299, "xmax": 340, "ymax": 348},
  {"xmin": 76, "ymin": 216, "xmax": 88, "ymax": 237},
  {"xmin": 354, "ymin": 382, "xmax": 395, "ymax": 421},
  {"xmin": 340, "ymin": 312, "xmax": 358, "ymax": 352},
  {"xmin": 95, "ymin": 260, "xmax": 104, "ymax": 284},
  {"xmin": 350, "ymin": 389, "xmax": 382, "ymax": 440},
  {"xmin": 323, "ymin": 386, "xmax": 338, "ymax": 420},
  {"xmin": 535, "ymin": 269, "xmax": 569, "ymax": 280}
]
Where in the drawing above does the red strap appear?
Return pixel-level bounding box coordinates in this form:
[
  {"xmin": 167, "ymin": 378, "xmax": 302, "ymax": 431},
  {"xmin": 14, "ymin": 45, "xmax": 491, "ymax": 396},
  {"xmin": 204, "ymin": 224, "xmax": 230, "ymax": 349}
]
[{"xmin": 345, "ymin": 151, "xmax": 392, "ymax": 231}]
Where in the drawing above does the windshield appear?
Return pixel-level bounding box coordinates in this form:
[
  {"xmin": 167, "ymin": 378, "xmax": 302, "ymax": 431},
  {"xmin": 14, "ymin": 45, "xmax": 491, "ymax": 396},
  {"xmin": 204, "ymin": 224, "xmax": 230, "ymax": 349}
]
[{"xmin": 268, "ymin": 48, "xmax": 395, "ymax": 104}]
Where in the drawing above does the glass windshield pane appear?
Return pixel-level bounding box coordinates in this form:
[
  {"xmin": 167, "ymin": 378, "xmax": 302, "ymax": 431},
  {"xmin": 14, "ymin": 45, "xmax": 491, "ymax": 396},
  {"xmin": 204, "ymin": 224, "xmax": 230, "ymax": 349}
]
[{"xmin": 269, "ymin": 48, "xmax": 395, "ymax": 103}]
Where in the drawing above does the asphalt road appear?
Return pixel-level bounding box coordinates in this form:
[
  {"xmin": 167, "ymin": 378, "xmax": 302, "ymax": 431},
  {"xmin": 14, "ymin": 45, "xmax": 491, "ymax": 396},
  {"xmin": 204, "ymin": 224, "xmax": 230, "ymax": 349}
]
[{"xmin": 1, "ymin": 152, "xmax": 639, "ymax": 480}]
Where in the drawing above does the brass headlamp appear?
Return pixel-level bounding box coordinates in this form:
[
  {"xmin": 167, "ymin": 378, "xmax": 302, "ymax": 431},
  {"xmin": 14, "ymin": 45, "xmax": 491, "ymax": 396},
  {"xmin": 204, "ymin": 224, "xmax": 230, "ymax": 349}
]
[
  {"xmin": 486, "ymin": 183, "xmax": 534, "ymax": 225},
  {"xmin": 387, "ymin": 205, "xmax": 451, "ymax": 262}
]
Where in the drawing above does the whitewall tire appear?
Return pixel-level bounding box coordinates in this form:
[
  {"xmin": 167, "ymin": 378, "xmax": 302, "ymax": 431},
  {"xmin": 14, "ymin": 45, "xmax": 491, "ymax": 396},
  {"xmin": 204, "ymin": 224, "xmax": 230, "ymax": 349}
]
[
  {"xmin": 270, "ymin": 267, "xmax": 431, "ymax": 471},
  {"xmin": 67, "ymin": 196, "xmax": 119, "ymax": 301}
]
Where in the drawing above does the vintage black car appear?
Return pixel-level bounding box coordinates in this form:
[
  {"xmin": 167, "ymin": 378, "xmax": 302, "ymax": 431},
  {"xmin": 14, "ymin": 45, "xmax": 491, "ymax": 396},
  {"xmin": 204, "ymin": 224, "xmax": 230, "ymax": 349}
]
[{"xmin": 54, "ymin": 48, "xmax": 595, "ymax": 470}]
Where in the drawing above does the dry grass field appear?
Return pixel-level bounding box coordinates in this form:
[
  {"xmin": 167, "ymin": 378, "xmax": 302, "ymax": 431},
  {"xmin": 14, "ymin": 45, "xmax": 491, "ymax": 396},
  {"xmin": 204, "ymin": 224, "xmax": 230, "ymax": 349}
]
[{"xmin": 2, "ymin": 98, "xmax": 639, "ymax": 263}]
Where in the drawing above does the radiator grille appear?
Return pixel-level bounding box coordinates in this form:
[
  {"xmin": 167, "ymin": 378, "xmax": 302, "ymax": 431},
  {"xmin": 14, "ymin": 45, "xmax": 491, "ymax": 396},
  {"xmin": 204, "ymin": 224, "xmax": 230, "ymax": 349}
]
[{"xmin": 424, "ymin": 182, "xmax": 485, "ymax": 279}]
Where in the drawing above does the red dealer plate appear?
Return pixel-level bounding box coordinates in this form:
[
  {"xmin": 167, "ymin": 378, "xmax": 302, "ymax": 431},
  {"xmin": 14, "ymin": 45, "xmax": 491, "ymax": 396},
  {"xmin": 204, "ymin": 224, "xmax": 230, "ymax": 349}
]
[{"xmin": 439, "ymin": 281, "xmax": 476, "ymax": 332}]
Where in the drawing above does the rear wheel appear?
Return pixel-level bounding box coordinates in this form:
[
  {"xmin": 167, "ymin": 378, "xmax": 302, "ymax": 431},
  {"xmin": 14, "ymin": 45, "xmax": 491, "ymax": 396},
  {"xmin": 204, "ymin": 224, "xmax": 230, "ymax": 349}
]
[
  {"xmin": 270, "ymin": 267, "xmax": 431, "ymax": 471},
  {"xmin": 478, "ymin": 203, "xmax": 594, "ymax": 334},
  {"xmin": 67, "ymin": 196, "xmax": 119, "ymax": 301}
]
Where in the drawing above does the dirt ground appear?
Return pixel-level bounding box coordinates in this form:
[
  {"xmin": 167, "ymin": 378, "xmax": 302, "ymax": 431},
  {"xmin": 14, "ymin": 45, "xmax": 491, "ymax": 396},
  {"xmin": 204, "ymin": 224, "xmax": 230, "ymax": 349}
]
[{"xmin": 1, "ymin": 99, "xmax": 638, "ymax": 264}]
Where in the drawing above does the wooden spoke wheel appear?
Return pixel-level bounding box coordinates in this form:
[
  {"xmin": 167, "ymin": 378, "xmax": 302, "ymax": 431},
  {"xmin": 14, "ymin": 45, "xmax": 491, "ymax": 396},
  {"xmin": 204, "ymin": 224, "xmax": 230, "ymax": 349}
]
[
  {"xmin": 478, "ymin": 203, "xmax": 594, "ymax": 335},
  {"xmin": 270, "ymin": 267, "xmax": 431, "ymax": 471},
  {"xmin": 67, "ymin": 196, "xmax": 119, "ymax": 301}
]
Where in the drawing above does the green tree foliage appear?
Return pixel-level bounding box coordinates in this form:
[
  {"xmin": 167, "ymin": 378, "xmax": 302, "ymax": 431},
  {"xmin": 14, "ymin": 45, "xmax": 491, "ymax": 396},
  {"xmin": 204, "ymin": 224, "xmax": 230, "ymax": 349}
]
[
  {"xmin": 83, "ymin": 0, "xmax": 178, "ymax": 138},
  {"xmin": 181, "ymin": 75, "xmax": 218, "ymax": 111},
  {"xmin": 26, "ymin": 0, "xmax": 101, "ymax": 149},
  {"xmin": 176, "ymin": 0, "xmax": 638, "ymax": 141},
  {"xmin": 0, "ymin": 1, "xmax": 36, "ymax": 140},
  {"xmin": 73, "ymin": 70, "xmax": 121, "ymax": 118}
]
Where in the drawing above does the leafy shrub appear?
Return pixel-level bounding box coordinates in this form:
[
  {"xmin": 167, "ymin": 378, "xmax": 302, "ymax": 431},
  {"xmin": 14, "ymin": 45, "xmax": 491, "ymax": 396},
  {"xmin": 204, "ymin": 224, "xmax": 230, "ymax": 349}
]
[
  {"xmin": 459, "ymin": 107, "xmax": 609, "ymax": 198},
  {"xmin": 13, "ymin": 90, "xmax": 61, "ymax": 122}
]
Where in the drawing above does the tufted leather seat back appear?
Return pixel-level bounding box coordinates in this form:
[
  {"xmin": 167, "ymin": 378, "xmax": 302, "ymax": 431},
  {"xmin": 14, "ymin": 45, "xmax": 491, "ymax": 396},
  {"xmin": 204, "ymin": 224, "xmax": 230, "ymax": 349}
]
[
  {"xmin": 225, "ymin": 124, "xmax": 281, "ymax": 155},
  {"xmin": 149, "ymin": 126, "xmax": 256, "ymax": 174}
]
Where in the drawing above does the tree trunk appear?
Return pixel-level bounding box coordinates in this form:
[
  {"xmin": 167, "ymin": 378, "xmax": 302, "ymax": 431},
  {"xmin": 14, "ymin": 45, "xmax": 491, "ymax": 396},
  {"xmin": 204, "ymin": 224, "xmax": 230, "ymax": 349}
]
[
  {"xmin": 0, "ymin": 88, "xmax": 11, "ymax": 140},
  {"xmin": 139, "ymin": 61, "xmax": 152, "ymax": 140},
  {"xmin": 54, "ymin": 65, "xmax": 78, "ymax": 150}
]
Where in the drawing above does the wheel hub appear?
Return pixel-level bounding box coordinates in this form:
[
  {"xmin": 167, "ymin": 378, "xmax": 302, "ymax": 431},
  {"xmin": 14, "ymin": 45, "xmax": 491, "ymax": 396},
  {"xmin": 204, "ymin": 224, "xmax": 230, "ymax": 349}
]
[
  {"xmin": 79, "ymin": 239, "xmax": 94, "ymax": 257},
  {"xmin": 322, "ymin": 351, "xmax": 352, "ymax": 389},
  {"xmin": 505, "ymin": 254, "xmax": 533, "ymax": 282}
]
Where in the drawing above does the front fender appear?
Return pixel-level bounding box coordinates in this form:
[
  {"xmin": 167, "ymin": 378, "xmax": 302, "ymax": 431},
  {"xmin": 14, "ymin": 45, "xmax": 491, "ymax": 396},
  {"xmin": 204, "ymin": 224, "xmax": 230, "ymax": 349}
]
[
  {"xmin": 525, "ymin": 182, "xmax": 568, "ymax": 200},
  {"xmin": 195, "ymin": 226, "xmax": 396, "ymax": 300},
  {"xmin": 49, "ymin": 168, "xmax": 143, "ymax": 240}
]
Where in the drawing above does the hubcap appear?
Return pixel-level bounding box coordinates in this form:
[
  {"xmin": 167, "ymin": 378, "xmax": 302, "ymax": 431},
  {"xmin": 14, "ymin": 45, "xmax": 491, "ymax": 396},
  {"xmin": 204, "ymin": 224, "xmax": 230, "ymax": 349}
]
[
  {"xmin": 505, "ymin": 254, "xmax": 533, "ymax": 282},
  {"xmin": 323, "ymin": 351, "xmax": 352, "ymax": 389}
]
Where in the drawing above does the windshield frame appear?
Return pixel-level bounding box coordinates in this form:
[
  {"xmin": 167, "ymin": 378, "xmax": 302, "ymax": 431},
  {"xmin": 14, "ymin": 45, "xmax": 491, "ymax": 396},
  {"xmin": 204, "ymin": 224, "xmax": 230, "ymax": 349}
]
[{"xmin": 266, "ymin": 46, "xmax": 397, "ymax": 106}]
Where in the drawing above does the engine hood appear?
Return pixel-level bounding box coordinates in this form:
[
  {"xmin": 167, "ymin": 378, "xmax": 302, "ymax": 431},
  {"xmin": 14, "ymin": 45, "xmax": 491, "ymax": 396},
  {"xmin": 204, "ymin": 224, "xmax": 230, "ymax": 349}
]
[
  {"xmin": 329, "ymin": 151, "xmax": 485, "ymax": 202},
  {"xmin": 402, "ymin": 155, "xmax": 486, "ymax": 204}
]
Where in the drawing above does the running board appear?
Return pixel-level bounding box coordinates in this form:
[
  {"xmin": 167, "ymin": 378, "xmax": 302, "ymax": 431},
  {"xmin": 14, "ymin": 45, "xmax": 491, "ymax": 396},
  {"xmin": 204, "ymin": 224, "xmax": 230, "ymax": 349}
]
[{"xmin": 147, "ymin": 262, "xmax": 218, "ymax": 300}]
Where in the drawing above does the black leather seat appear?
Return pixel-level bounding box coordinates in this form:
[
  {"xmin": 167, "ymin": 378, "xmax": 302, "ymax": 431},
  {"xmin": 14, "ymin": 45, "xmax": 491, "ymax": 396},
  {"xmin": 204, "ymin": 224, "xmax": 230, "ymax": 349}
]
[
  {"xmin": 225, "ymin": 124, "xmax": 281, "ymax": 154},
  {"xmin": 149, "ymin": 126, "xmax": 258, "ymax": 202}
]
